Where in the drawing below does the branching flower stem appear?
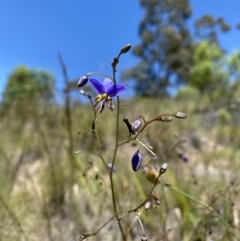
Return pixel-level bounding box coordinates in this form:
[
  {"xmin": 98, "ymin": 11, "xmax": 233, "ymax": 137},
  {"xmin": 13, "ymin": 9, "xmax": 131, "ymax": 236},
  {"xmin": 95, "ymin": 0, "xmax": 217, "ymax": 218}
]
[
  {"xmin": 77, "ymin": 169, "xmax": 163, "ymax": 240},
  {"xmin": 78, "ymin": 172, "xmax": 237, "ymax": 241},
  {"xmin": 118, "ymin": 113, "xmax": 182, "ymax": 147}
]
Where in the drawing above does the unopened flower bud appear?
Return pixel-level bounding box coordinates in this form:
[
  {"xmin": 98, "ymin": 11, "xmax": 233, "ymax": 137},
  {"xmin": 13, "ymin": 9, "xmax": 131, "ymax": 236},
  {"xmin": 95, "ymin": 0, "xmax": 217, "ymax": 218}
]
[
  {"xmin": 163, "ymin": 116, "xmax": 173, "ymax": 122},
  {"xmin": 154, "ymin": 196, "xmax": 160, "ymax": 206},
  {"xmin": 79, "ymin": 89, "xmax": 91, "ymax": 99},
  {"xmin": 120, "ymin": 44, "xmax": 131, "ymax": 54},
  {"xmin": 77, "ymin": 75, "xmax": 88, "ymax": 87},
  {"xmin": 144, "ymin": 201, "xmax": 151, "ymax": 210},
  {"xmin": 159, "ymin": 163, "xmax": 168, "ymax": 174},
  {"xmin": 131, "ymin": 150, "xmax": 142, "ymax": 171},
  {"xmin": 156, "ymin": 115, "xmax": 173, "ymax": 122},
  {"xmin": 141, "ymin": 235, "xmax": 148, "ymax": 241},
  {"xmin": 174, "ymin": 112, "xmax": 187, "ymax": 119}
]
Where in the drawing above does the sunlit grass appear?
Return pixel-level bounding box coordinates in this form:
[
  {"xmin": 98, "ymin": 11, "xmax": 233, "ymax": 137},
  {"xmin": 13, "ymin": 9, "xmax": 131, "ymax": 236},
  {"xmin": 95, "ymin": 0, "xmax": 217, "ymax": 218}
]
[{"xmin": 0, "ymin": 96, "xmax": 240, "ymax": 240}]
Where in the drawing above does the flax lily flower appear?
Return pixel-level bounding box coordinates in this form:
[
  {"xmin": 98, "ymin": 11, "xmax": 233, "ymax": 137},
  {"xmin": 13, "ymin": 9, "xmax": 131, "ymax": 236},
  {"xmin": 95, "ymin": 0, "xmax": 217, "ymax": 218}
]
[{"xmin": 89, "ymin": 78, "xmax": 126, "ymax": 113}]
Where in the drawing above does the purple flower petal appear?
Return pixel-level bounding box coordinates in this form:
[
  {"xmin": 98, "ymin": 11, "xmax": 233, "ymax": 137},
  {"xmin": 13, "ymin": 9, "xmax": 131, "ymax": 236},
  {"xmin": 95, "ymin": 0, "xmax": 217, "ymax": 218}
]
[
  {"xmin": 107, "ymin": 84, "xmax": 126, "ymax": 97},
  {"xmin": 89, "ymin": 78, "xmax": 105, "ymax": 94},
  {"xmin": 132, "ymin": 150, "xmax": 142, "ymax": 171},
  {"xmin": 90, "ymin": 78, "xmax": 126, "ymax": 98},
  {"xmin": 108, "ymin": 163, "xmax": 117, "ymax": 172},
  {"xmin": 102, "ymin": 78, "xmax": 114, "ymax": 92},
  {"xmin": 182, "ymin": 155, "xmax": 189, "ymax": 163},
  {"xmin": 102, "ymin": 78, "xmax": 126, "ymax": 97},
  {"xmin": 131, "ymin": 118, "xmax": 141, "ymax": 132}
]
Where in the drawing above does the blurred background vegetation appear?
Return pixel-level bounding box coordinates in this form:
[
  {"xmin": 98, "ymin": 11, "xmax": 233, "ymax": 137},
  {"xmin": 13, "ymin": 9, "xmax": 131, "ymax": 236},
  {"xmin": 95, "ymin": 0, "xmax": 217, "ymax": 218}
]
[{"xmin": 1, "ymin": 0, "xmax": 240, "ymax": 240}]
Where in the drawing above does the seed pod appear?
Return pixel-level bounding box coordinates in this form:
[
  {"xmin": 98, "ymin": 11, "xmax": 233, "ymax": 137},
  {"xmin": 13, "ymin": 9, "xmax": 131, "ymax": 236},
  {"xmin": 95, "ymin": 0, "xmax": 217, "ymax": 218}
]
[{"xmin": 143, "ymin": 166, "xmax": 159, "ymax": 184}]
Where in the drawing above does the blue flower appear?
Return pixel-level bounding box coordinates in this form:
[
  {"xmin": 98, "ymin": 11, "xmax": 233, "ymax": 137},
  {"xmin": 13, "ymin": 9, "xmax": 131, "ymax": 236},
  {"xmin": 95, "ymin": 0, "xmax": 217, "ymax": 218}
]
[
  {"xmin": 89, "ymin": 78, "xmax": 126, "ymax": 113},
  {"xmin": 177, "ymin": 153, "xmax": 189, "ymax": 163},
  {"xmin": 131, "ymin": 150, "xmax": 142, "ymax": 171},
  {"xmin": 108, "ymin": 163, "xmax": 117, "ymax": 172},
  {"xmin": 182, "ymin": 155, "xmax": 189, "ymax": 163}
]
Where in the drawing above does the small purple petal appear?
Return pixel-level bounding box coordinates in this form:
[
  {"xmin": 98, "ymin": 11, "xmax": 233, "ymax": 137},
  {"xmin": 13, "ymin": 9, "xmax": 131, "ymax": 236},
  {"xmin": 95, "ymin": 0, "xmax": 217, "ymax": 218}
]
[
  {"xmin": 182, "ymin": 155, "xmax": 189, "ymax": 163},
  {"xmin": 102, "ymin": 78, "xmax": 114, "ymax": 92},
  {"xmin": 131, "ymin": 118, "xmax": 141, "ymax": 132},
  {"xmin": 89, "ymin": 78, "xmax": 105, "ymax": 94},
  {"xmin": 107, "ymin": 84, "xmax": 126, "ymax": 97},
  {"xmin": 132, "ymin": 150, "xmax": 142, "ymax": 171},
  {"xmin": 108, "ymin": 163, "xmax": 117, "ymax": 172}
]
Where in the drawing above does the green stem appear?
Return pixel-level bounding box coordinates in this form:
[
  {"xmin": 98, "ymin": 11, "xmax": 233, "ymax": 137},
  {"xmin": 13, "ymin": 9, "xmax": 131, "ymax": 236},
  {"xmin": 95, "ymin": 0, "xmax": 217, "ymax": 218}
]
[
  {"xmin": 109, "ymin": 63, "xmax": 126, "ymax": 239},
  {"xmin": 89, "ymin": 98, "xmax": 110, "ymax": 174}
]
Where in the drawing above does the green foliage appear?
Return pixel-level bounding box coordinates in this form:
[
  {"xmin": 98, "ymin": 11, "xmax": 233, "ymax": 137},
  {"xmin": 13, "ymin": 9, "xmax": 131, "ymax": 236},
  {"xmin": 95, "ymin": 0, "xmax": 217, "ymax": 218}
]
[
  {"xmin": 2, "ymin": 66, "xmax": 55, "ymax": 119},
  {"xmin": 122, "ymin": 0, "xmax": 194, "ymax": 97},
  {"xmin": 189, "ymin": 40, "xmax": 225, "ymax": 93},
  {"xmin": 194, "ymin": 15, "xmax": 230, "ymax": 42},
  {"xmin": 176, "ymin": 85, "xmax": 200, "ymax": 100},
  {"xmin": 1, "ymin": 41, "xmax": 240, "ymax": 240},
  {"xmin": 123, "ymin": 1, "xmax": 235, "ymax": 98},
  {"xmin": 1, "ymin": 93, "xmax": 240, "ymax": 240},
  {"xmin": 188, "ymin": 41, "xmax": 240, "ymax": 107}
]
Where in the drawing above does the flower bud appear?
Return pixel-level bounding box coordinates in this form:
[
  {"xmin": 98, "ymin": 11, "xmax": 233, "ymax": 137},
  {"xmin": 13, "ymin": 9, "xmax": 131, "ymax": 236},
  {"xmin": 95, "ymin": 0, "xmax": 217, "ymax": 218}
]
[
  {"xmin": 120, "ymin": 44, "xmax": 131, "ymax": 54},
  {"xmin": 159, "ymin": 163, "xmax": 168, "ymax": 174},
  {"xmin": 144, "ymin": 200, "xmax": 152, "ymax": 210},
  {"xmin": 79, "ymin": 89, "xmax": 92, "ymax": 99},
  {"xmin": 77, "ymin": 75, "xmax": 88, "ymax": 87},
  {"xmin": 141, "ymin": 235, "xmax": 148, "ymax": 241},
  {"xmin": 163, "ymin": 116, "xmax": 173, "ymax": 122},
  {"xmin": 174, "ymin": 112, "xmax": 187, "ymax": 119},
  {"xmin": 131, "ymin": 150, "xmax": 142, "ymax": 171},
  {"xmin": 156, "ymin": 115, "xmax": 173, "ymax": 122},
  {"xmin": 154, "ymin": 196, "xmax": 160, "ymax": 206}
]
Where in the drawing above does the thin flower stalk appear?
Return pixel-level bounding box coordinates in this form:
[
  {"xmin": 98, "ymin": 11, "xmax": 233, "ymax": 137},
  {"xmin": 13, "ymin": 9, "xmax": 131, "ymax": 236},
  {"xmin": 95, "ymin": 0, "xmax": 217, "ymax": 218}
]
[{"xmin": 109, "ymin": 53, "xmax": 126, "ymax": 240}]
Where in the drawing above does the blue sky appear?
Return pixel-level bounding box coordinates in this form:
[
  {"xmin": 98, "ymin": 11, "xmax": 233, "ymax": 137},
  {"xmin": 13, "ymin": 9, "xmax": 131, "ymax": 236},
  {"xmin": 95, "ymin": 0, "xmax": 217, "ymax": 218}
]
[{"xmin": 1, "ymin": 0, "xmax": 240, "ymax": 99}]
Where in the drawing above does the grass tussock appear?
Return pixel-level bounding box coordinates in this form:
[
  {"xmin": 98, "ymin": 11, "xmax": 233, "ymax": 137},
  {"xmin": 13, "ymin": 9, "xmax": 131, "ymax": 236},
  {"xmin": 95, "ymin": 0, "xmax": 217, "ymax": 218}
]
[{"xmin": 0, "ymin": 94, "xmax": 240, "ymax": 241}]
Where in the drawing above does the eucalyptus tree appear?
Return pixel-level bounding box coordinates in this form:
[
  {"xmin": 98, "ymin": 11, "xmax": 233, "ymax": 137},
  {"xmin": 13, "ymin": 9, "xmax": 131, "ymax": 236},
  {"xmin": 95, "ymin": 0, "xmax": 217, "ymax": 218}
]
[{"xmin": 123, "ymin": 0, "xmax": 194, "ymax": 97}]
